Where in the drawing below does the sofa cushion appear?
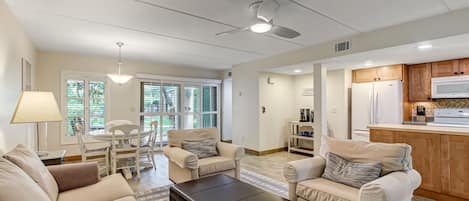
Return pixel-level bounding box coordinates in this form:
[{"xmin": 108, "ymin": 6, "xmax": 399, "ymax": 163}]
[
  {"xmin": 57, "ymin": 174, "xmax": 134, "ymax": 201},
  {"xmin": 322, "ymin": 153, "xmax": 382, "ymax": 188},
  {"xmin": 114, "ymin": 196, "xmax": 137, "ymax": 201},
  {"xmin": 168, "ymin": 128, "xmax": 219, "ymax": 147},
  {"xmin": 3, "ymin": 144, "xmax": 59, "ymax": 201},
  {"xmin": 321, "ymin": 136, "xmax": 412, "ymax": 175},
  {"xmin": 297, "ymin": 178, "xmax": 359, "ymax": 201},
  {"xmin": 182, "ymin": 138, "xmax": 218, "ymax": 159},
  {"xmin": 0, "ymin": 158, "xmax": 51, "ymax": 201},
  {"xmin": 198, "ymin": 156, "xmax": 235, "ymax": 176}
]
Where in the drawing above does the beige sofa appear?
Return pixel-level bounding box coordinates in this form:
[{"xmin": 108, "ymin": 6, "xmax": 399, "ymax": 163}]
[
  {"xmin": 284, "ymin": 137, "xmax": 421, "ymax": 201},
  {"xmin": 0, "ymin": 144, "xmax": 135, "ymax": 201},
  {"xmin": 163, "ymin": 128, "xmax": 244, "ymax": 183}
]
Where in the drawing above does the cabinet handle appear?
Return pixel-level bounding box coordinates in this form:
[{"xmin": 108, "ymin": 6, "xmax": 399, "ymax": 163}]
[
  {"xmin": 427, "ymin": 97, "xmax": 431, "ymax": 100},
  {"xmin": 378, "ymin": 77, "xmax": 381, "ymax": 80},
  {"xmin": 462, "ymin": 72, "xmax": 465, "ymax": 75},
  {"xmin": 454, "ymin": 72, "xmax": 459, "ymax": 75}
]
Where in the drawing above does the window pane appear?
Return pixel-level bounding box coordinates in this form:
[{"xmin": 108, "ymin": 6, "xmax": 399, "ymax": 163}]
[
  {"xmin": 183, "ymin": 114, "xmax": 200, "ymax": 129},
  {"xmin": 162, "ymin": 115, "xmax": 180, "ymax": 139},
  {"xmin": 202, "ymin": 114, "xmax": 217, "ymax": 128},
  {"xmin": 67, "ymin": 99, "xmax": 84, "ymax": 117},
  {"xmin": 141, "ymin": 116, "xmax": 162, "ymax": 142},
  {"xmin": 184, "ymin": 86, "xmax": 200, "ymax": 113},
  {"xmin": 163, "ymin": 84, "xmax": 180, "ymax": 113},
  {"xmin": 89, "ymin": 81, "xmax": 105, "ymax": 99},
  {"xmin": 202, "ymin": 86, "xmax": 217, "ymax": 112},
  {"xmin": 142, "ymin": 83, "xmax": 161, "ymax": 113},
  {"xmin": 67, "ymin": 117, "xmax": 84, "ymax": 136},
  {"xmin": 89, "ymin": 98, "xmax": 105, "ymax": 116},
  {"xmin": 67, "ymin": 80, "xmax": 84, "ymax": 98},
  {"xmin": 89, "ymin": 117, "xmax": 104, "ymax": 131}
]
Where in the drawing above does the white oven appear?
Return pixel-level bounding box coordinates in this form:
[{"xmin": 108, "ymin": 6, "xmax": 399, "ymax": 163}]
[{"xmin": 432, "ymin": 76, "xmax": 469, "ymax": 99}]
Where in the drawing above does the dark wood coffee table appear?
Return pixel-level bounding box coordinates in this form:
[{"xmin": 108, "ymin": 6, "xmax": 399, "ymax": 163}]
[{"xmin": 170, "ymin": 174, "xmax": 288, "ymax": 201}]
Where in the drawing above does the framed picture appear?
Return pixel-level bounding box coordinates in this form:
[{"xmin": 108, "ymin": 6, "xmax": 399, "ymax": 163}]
[{"xmin": 21, "ymin": 58, "xmax": 32, "ymax": 91}]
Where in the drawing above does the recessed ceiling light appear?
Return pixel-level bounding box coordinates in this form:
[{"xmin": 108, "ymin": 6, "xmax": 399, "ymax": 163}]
[
  {"xmin": 293, "ymin": 69, "xmax": 302, "ymax": 73},
  {"xmin": 418, "ymin": 44, "xmax": 433, "ymax": 50},
  {"xmin": 365, "ymin": 61, "xmax": 373, "ymax": 67}
]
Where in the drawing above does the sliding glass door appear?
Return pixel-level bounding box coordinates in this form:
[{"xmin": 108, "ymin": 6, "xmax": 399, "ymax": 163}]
[{"xmin": 140, "ymin": 80, "xmax": 220, "ymax": 143}]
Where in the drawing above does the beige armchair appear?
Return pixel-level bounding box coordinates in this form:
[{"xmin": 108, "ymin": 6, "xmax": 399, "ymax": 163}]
[
  {"xmin": 163, "ymin": 128, "xmax": 244, "ymax": 183},
  {"xmin": 284, "ymin": 138, "xmax": 421, "ymax": 201}
]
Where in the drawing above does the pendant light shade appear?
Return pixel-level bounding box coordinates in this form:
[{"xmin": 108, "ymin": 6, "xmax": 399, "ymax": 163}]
[{"xmin": 107, "ymin": 42, "xmax": 132, "ymax": 84}]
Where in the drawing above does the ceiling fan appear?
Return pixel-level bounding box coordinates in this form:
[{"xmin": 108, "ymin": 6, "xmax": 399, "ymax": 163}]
[{"xmin": 216, "ymin": 0, "xmax": 301, "ymax": 39}]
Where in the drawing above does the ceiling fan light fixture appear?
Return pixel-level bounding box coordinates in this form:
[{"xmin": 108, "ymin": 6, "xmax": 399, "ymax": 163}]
[{"xmin": 250, "ymin": 22, "xmax": 272, "ymax": 33}]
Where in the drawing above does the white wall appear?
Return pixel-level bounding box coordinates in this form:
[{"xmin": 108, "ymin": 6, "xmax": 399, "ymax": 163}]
[
  {"xmin": 258, "ymin": 73, "xmax": 296, "ymax": 151},
  {"xmin": 293, "ymin": 74, "xmax": 314, "ymax": 115},
  {"xmin": 36, "ymin": 51, "xmax": 222, "ymax": 156},
  {"xmin": 326, "ymin": 69, "xmax": 352, "ymax": 139},
  {"xmin": 222, "ymin": 78, "xmax": 232, "ymax": 141},
  {"xmin": 0, "ymin": 0, "xmax": 37, "ymax": 154}
]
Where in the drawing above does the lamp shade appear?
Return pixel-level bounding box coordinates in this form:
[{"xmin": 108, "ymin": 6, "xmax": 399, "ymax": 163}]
[{"xmin": 10, "ymin": 91, "xmax": 62, "ymax": 123}]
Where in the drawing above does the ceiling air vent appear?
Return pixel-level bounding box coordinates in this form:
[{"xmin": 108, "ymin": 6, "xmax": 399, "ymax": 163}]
[{"xmin": 334, "ymin": 41, "xmax": 351, "ymax": 53}]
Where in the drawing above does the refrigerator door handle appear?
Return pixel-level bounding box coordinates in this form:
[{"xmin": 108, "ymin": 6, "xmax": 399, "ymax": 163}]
[{"xmin": 375, "ymin": 91, "xmax": 379, "ymax": 124}]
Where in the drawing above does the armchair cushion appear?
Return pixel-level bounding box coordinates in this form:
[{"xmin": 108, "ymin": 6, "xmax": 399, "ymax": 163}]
[
  {"xmin": 297, "ymin": 178, "xmax": 359, "ymax": 201},
  {"xmin": 284, "ymin": 156, "xmax": 326, "ymax": 183},
  {"xmin": 3, "ymin": 144, "xmax": 59, "ymax": 201},
  {"xmin": 0, "ymin": 158, "xmax": 51, "ymax": 201},
  {"xmin": 359, "ymin": 169, "xmax": 421, "ymax": 201},
  {"xmin": 217, "ymin": 142, "xmax": 244, "ymax": 160},
  {"xmin": 163, "ymin": 146, "xmax": 198, "ymax": 169},
  {"xmin": 57, "ymin": 174, "xmax": 134, "ymax": 201},
  {"xmin": 47, "ymin": 162, "xmax": 100, "ymax": 192},
  {"xmin": 181, "ymin": 138, "xmax": 218, "ymax": 159},
  {"xmin": 321, "ymin": 136, "xmax": 412, "ymax": 175},
  {"xmin": 322, "ymin": 153, "xmax": 382, "ymax": 188},
  {"xmin": 198, "ymin": 156, "xmax": 235, "ymax": 176}
]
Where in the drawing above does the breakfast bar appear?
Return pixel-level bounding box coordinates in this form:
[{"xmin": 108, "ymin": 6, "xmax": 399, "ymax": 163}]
[{"xmin": 369, "ymin": 124, "xmax": 469, "ymax": 201}]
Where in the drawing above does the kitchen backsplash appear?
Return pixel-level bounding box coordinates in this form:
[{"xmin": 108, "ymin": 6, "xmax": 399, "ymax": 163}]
[{"xmin": 411, "ymin": 99, "xmax": 469, "ymax": 117}]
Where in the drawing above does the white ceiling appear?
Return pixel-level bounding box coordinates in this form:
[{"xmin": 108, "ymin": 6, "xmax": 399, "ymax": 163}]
[
  {"xmin": 6, "ymin": 0, "xmax": 469, "ymax": 69},
  {"xmin": 270, "ymin": 33, "xmax": 469, "ymax": 75}
]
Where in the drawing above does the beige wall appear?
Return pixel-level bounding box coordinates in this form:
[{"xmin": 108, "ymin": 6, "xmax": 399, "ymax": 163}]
[
  {"xmin": 0, "ymin": 0, "xmax": 37, "ymax": 154},
  {"xmin": 258, "ymin": 73, "xmax": 296, "ymax": 151},
  {"xmin": 36, "ymin": 51, "xmax": 222, "ymax": 155},
  {"xmin": 326, "ymin": 69, "xmax": 351, "ymax": 139},
  {"xmin": 293, "ymin": 74, "xmax": 314, "ymax": 114}
]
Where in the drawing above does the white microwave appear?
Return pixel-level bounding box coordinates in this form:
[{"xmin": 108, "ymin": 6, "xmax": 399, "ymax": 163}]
[{"xmin": 432, "ymin": 76, "xmax": 469, "ymax": 99}]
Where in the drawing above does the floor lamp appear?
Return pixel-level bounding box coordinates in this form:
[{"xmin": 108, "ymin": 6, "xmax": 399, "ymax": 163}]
[{"xmin": 10, "ymin": 91, "xmax": 62, "ymax": 156}]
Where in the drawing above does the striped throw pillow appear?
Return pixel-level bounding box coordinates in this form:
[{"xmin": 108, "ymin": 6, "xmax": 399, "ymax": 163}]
[
  {"xmin": 322, "ymin": 152, "xmax": 383, "ymax": 188},
  {"xmin": 181, "ymin": 138, "xmax": 218, "ymax": 159}
]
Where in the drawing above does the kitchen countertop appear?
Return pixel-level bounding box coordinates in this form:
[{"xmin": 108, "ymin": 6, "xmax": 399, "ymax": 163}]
[{"xmin": 368, "ymin": 123, "xmax": 469, "ymax": 136}]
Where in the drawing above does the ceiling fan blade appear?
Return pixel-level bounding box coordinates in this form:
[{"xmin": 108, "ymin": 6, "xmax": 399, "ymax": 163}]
[
  {"xmin": 271, "ymin": 25, "xmax": 300, "ymax": 39},
  {"xmin": 215, "ymin": 27, "xmax": 249, "ymax": 36}
]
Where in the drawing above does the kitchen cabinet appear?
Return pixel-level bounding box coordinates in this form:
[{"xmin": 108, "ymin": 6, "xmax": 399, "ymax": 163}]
[
  {"xmin": 352, "ymin": 64, "xmax": 403, "ymax": 83},
  {"xmin": 370, "ymin": 128, "xmax": 469, "ymax": 201},
  {"xmin": 459, "ymin": 59, "xmax": 469, "ymax": 75},
  {"xmin": 408, "ymin": 63, "xmax": 432, "ymax": 102},
  {"xmin": 432, "ymin": 60, "xmax": 460, "ymax": 77}
]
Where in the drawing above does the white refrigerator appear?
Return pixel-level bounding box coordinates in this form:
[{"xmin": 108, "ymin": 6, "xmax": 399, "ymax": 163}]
[{"xmin": 351, "ymin": 80, "xmax": 403, "ymax": 142}]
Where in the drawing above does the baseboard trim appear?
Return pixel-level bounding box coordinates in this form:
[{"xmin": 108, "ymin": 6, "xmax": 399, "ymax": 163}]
[{"xmin": 244, "ymin": 147, "xmax": 287, "ymax": 156}]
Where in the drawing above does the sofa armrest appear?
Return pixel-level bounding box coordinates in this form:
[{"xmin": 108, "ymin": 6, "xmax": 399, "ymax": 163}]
[
  {"xmin": 47, "ymin": 162, "xmax": 100, "ymax": 192},
  {"xmin": 359, "ymin": 169, "xmax": 422, "ymax": 201},
  {"xmin": 217, "ymin": 142, "xmax": 245, "ymax": 160},
  {"xmin": 163, "ymin": 146, "xmax": 198, "ymax": 169},
  {"xmin": 283, "ymin": 156, "xmax": 326, "ymax": 183}
]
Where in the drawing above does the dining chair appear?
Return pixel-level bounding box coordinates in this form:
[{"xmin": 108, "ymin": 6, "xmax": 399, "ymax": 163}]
[
  {"xmin": 109, "ymin": 124, "xmax": 141, "ymax": 178},
  {"xmin": 74, "ymin": 123, "xmax": 110, "ymax": 176},
  {"xmin": 135, "ymin": 121, "xmax": 158, "ymax": 169}
]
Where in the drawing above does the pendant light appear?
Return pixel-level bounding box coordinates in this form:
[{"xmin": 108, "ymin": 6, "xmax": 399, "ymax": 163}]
[{"xmin": 107, "ymin": 42, "xmax": 132, "ymax": 84}]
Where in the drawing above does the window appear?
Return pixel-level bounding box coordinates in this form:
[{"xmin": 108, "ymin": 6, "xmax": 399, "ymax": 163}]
[
  {"xmin": 139, "ymin": 76, "xmax": 220, "ymax": 143},
  {"xmin": 61, "ymin": 72, "xmax": 109, "ymax": 144}
]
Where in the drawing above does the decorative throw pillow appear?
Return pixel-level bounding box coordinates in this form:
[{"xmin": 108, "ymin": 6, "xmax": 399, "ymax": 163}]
[
  {"xmin": 3, "ymin": 144, "xmax": 58, "ymax": 201},
  {"xmin": 0, "ymin": 158, "xmax": 51, "ymax": 201},
  {"xmin": 322, "ymin": 152, "xmax": 383, "ymax": 188},
  {"xmin": 181, "ymin": 138, "xmax": 218, "ymax": 159}
]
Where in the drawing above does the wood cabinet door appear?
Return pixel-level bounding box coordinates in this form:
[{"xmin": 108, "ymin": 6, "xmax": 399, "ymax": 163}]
[
  {"xmin": 432, "ymin": 60, "xmax": 459, "ymax": 77},
  {"xmin": 370, "ymin": 129, "xmax": 395, "ymax": 143},
  {"xmin": 459, "ymin": 59, "xmax": 469, "ymax": 75},
  {"xmin": 441, "ymin": 135, "xmax": 469, "ymax": 199},
  {"xmin": 396, "ymin": 132, "xmax": 441, "ymax": 192},
  {"xmin": 376, "ymin": 65, "xmax": 403, "ymax": 81},
  {"xmin": 352, "ymin": 68, "xmax": 377, "ymax": 83},
  {"xmin": 409, "ymin": 63, "xmax": 432, "ymax": 102}
]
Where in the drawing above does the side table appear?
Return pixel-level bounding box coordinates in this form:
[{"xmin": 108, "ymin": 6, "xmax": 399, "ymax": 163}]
[{"xmin": 39, "ymin": 150, "xmax": 67, "ymax": 166}]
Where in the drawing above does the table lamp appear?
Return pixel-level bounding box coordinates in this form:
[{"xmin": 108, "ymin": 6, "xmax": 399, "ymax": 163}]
[{"xmin": 10, "ymin": 91, "xmax": 62, "ymax": 156}]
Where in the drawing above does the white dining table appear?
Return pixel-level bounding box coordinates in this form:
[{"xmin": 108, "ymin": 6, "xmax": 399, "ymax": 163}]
[{"xmin": 88, "ymin": 129, "xmax": 153, "ymax": 179}]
